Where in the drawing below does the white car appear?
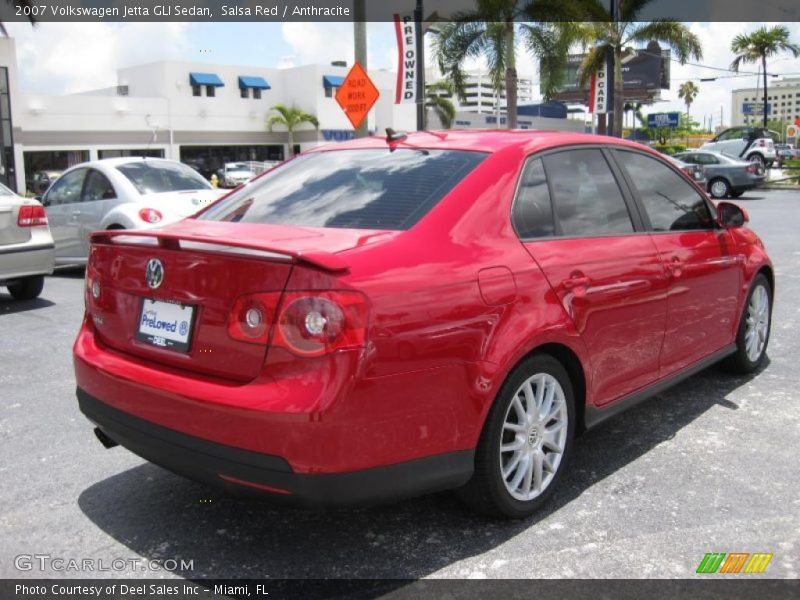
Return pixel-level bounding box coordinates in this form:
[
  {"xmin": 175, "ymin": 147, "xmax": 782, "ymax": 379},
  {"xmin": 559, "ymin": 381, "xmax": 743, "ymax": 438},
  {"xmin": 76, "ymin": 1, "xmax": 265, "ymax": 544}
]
[
  {"xmin": 218, "ymin": 162, "xmax": 256, "ymax": 188},
  {"xmin": 701, "ymin": 127, "xmax": 777, "ymax": 168},
  {"xmin": 0, "ymin": 182, "xmax": 54, "ymax": 300},
  {"xmin": 40, "ymin": 158, "xmax": 224, "ymax": 265}
]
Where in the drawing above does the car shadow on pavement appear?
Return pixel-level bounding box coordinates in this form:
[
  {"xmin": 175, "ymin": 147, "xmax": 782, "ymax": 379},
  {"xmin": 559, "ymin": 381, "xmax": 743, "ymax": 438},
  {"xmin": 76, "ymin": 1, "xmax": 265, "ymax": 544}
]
[
  {"xmin": 0, "ymin": 295, "xmax": 55, "ymax": 314},
  {"xmin": 77, "ymin": 362, "xmax": 764, "ymax": 581}
]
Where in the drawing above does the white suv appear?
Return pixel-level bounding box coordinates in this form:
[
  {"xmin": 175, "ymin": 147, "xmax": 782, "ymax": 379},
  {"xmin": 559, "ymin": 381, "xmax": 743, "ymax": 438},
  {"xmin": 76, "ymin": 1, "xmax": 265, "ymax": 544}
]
[{"xmin": 702, "ymin": 127, "xmax": 777, "ymax": 168}]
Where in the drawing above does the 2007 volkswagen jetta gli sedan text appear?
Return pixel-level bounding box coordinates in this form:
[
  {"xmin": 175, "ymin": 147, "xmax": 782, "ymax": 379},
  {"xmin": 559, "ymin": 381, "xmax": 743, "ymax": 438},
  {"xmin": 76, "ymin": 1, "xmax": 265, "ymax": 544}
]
[{"xmin": 74, "ymin": 131, "xmax": 773, "ymax": 518}]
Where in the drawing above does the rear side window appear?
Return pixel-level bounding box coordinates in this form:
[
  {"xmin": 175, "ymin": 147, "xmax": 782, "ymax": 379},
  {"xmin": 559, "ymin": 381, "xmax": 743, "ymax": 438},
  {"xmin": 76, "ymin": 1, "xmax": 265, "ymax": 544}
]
[
  {"xmin": 199, "ymin": 149, "xmax": 487, "ymax": 230},
  {"xmin": 116, "ymin": 161, "xmax": 211, "ymax": 194},
  {"xmin": 541, "ymin": 149, "xmax": 634, "ymax": 237},
  {"xmin": 512, "ymin": 158, "xmax": 554, "ymax": 239},
  {"xmin": 616, "ymin": 150, "xmax": 714, "ymax": 232}
]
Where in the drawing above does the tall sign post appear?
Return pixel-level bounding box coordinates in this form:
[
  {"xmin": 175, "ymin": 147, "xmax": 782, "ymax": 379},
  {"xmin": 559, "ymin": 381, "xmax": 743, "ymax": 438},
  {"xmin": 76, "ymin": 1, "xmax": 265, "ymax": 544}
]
[
  {"xmin": 335, "ymin": 63, "xmax": 380, "ymax": 131},
  {"xmin": 394, "ymin": 1, "xmax": 426, "ymax": 130},
  {"xmin": 353, "ymin": 1, "xmax": 368, "ymax": 138}
]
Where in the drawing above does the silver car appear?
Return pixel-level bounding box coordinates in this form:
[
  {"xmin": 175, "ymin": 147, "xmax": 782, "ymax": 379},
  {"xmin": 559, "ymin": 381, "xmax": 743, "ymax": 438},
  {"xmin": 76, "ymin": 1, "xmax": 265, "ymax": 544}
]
[
  {"xmin": 218, "ymin": 162, "xmax": 256, "ymax": 188},
  {"xmin": 0, "ymin": 182, "xmax": 55, "ymax": 300},
  {"xmin": 40, "ymin": 158, "xmax": 223, "ymax": 266},
  {"xmin": 673, "ymin": 150, "xmax": 766, "ymax": 199}
]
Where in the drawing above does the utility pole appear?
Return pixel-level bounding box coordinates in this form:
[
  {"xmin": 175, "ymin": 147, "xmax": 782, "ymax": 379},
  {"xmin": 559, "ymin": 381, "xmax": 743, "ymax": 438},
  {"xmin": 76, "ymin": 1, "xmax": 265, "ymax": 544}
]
[
  {"xmin": 414, "ymin": 0, "xmax": 425, "ymax": 131},
  {"xmin": 353, "ymin": 1, "xmax": 368, "ymax": 138}
]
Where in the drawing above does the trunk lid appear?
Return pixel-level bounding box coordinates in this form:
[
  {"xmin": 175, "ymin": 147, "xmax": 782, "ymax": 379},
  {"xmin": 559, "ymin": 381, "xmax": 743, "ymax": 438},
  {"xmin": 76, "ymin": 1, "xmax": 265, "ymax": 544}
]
[
  {"xmin": 87, "ymin": 220, "xmax": 395, "ymax": 382},
  {"xmin": 139, "ymin": 189, "xmax": 226, "ymax": 218},
  {"xmin": 0, "ymin": 197, "xmax": 32, "ymax": 247}
]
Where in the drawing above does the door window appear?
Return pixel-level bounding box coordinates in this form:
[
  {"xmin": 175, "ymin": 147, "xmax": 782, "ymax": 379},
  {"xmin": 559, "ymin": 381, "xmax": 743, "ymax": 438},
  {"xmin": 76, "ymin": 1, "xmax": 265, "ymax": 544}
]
[
  {"xmin": 82, "ymin": 169, "xmax": 116, "ymax": 202},
  {"xmin": 45, "ymin": 168, "xmax": 87, "ymax": 206},
  {"xmin": 541, "ymin": 149, "xmax": 634, "ymax": 237},
  {"xmin": 511, "ymin": 158, "xmax": 554, "ymax": 239},
  {"xmin": 616, "ymin": 151, "xmax": 715, "ymax": 232}
]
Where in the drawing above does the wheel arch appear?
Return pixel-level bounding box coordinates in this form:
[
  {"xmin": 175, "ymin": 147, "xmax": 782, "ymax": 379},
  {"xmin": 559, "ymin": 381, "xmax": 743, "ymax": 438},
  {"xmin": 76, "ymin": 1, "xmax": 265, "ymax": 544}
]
[{"xmin": 484, "ymin": 341, "xmax": 589, "ymax": 438}]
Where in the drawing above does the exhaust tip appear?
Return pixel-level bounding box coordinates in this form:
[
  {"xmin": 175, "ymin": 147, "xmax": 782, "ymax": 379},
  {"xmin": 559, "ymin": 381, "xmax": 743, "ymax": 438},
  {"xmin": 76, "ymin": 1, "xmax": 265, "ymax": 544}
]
[{"xmin": 94, "ymin": 427, "xmax": 119, "ymax": 449}]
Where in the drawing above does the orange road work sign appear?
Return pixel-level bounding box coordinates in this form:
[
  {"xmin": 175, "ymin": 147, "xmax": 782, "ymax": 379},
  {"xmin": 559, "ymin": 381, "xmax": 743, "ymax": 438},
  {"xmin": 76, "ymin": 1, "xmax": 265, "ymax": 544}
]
[{"xmin": 335, "ymin": 62, "xmax": 380, "ymax": 130}]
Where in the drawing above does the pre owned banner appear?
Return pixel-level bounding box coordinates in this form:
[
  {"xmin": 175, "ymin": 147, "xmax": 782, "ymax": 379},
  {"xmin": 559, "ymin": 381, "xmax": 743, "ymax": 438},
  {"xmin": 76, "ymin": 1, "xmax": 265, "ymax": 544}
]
[{"xmin": 394, "ymin": 12, "xmax": 418, "ymax": 104}]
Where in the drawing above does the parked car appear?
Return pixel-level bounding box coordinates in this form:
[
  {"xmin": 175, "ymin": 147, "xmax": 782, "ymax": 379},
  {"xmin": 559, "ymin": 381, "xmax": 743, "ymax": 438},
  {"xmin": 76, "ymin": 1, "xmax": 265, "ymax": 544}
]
[
  {"xmin": 217, "ymin": 162, "xmax": 257, "ymax": 188},
  {"xmin": 701, "ymin": 127, "xmax": 777, "ymax": 168},
  {"xmin": 75, "ymin": 131, "xmax": 773, "ymax": 518},
  {"xmin": 665, "ymin": 155, "xmax": 707, "ymax": 189},
  {"xmin": 0, "ymin": 182, "xmax": 54, "ymax": 300},
  {"xmin": 674, "ymin": 150, "xmax": 765, "ymax": 199},
  {"xmin": 774, "ymin": 143, "xmax": 799, "ymax": 165},
  {"xmin": 40, "ymin": 158, "xmax": 224, "ymax": 265},
  {"xmin": 26, "ymin": 170, "xmax": 63, "ymax": 196}
]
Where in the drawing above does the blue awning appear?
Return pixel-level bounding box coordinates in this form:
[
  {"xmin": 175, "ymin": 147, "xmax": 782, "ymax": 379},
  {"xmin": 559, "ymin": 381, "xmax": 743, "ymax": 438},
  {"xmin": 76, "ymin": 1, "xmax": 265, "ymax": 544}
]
[
  {"xmin": 238, "ymin": 76, "xmax": 271, "ymax": 90},
  {"xmin": 323, "ymin": 75, "xmax": 345, "ymax": 88},
  {"xmin": 189, "ymin": 72, "xmax": 224, "ymax": 87}
]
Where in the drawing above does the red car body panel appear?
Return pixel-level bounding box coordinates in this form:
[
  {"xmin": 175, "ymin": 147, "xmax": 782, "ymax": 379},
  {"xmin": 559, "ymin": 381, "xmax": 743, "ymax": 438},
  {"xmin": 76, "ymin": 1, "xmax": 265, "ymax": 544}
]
[{"xmin": 74, "ymin": 131, "xmax": 773, "ymax": 503}]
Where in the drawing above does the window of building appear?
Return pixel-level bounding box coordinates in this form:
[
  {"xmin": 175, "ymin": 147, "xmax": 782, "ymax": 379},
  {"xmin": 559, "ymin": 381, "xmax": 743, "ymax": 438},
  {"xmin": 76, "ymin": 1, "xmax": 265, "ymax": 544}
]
[
  {"xmin": 324, "ymin": 86, "xmax": 336, "ymax": 98},
  {"xmin": 240, "ymin": 87, "xmax": 249, "ymax": 99},
  {"xmin": 192, "ymin": 85, "xmax": 201, "ymax": 97},
  {"xmin": 206, "ymin": 85, "xmax": 216, "ymax": 97},
  {"xmin": 253, "ymin": 88, "xmax": 262, "ymax": 100}
]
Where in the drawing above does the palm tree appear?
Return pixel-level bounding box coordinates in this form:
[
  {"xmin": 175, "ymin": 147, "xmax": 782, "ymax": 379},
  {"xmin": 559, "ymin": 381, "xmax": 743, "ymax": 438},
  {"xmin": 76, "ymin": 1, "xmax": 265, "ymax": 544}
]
[
  {"xmin": 425, "ymin": 81, "xmax": 456, "ymax": 129},
  {"xmin": 730, "ymin": 26, "xmax": 800, "ymax": 128},
  {"xmin": 531, "ymin": 0, "xmax": 702, "ymax": 138},
  {"xmin": 1, "ymin": 1, "xmax": 36, "ymax": 36},
  {"xmin": 678, "ymin": 81, "xmax": 699, "ymax": 122},
  {"xmin": 433, "ymin": 0, "xmax": 573, "ymax": 129},
  {"xmin": 266, "ymin": 104, "xmax": 319, "ymax": 158}
]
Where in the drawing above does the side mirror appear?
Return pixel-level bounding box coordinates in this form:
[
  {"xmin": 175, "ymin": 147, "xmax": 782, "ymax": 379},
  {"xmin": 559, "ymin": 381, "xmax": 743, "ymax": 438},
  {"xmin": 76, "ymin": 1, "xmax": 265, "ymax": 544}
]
[{"xmin": 717, "ymin": 201, "xmax": 748, "ymax": 228}]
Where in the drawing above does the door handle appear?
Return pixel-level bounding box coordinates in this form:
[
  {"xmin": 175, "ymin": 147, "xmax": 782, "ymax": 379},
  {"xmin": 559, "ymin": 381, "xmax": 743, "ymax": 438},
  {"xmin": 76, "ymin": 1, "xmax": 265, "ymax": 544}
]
[{"xmin": 563, "ymin": 274, "xmax": 591, "ymax": 290}]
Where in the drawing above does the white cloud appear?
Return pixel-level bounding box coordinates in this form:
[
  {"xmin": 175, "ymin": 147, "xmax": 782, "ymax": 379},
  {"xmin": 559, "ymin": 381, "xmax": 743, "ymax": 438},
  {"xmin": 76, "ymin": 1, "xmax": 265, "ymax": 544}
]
[
  {"xmin": 6, "ymin": 21, "xmax": 189, "ymax": 94},
  {"xmin": 280, "ymin": 22, "xmax": 354, "ymax": 67}
]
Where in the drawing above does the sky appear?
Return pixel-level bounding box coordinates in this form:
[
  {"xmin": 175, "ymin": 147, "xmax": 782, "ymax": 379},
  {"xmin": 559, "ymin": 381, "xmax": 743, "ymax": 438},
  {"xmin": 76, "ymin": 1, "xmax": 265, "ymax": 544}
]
[{"xmin": 5, "ymin": 20, "xmax": 800, "ymax": 129}]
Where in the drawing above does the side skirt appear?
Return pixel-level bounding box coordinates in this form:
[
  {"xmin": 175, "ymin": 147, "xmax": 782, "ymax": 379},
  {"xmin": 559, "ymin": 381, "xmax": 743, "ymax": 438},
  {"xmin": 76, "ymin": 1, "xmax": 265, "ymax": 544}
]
[{"xmin": 584, "ymin": 344, "xmax": 737, "ymax": 430}]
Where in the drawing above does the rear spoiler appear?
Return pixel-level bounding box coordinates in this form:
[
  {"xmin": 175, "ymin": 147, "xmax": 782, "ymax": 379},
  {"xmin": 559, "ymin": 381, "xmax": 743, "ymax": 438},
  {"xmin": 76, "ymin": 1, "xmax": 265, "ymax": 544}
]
[{"xmin": 90, "ymin": 229, "xmax": 349, "ymax": 273}]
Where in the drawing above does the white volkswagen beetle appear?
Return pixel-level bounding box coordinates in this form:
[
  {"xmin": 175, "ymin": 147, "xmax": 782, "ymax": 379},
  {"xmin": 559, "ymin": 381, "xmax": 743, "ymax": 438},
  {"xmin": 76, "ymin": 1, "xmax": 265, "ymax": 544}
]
[{"xmin": 40, "ymin": 158, "xmax": 224, "ymax": 265}]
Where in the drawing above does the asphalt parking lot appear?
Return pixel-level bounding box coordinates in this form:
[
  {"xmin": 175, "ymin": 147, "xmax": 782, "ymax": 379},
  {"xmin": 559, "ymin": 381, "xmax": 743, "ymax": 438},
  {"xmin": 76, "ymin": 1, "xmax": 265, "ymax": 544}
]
[{"xmin": 1, "ymin": 189, "xmax": 798, "ymax": 580}]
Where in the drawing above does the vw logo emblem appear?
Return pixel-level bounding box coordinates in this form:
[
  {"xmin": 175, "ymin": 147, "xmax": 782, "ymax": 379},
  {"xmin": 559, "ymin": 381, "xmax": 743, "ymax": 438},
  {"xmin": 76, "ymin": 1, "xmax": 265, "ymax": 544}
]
[{"xmin": 145, "ymin": 258, "xmax": 164, "ymax": 289}]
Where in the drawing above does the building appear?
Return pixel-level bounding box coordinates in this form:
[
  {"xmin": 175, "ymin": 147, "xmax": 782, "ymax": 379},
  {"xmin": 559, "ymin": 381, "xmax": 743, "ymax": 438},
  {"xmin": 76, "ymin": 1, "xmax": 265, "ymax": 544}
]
[
  {"xmin": 0, "ymin": 37, "xmax": 415, "ymax": 194},
  {"xmin": 1, "ymin": 35, "xmax": 581, "ymax": 195},
  {"xmin": 731, "ymin": 77, "xmax": 800, "ymax": 128}
]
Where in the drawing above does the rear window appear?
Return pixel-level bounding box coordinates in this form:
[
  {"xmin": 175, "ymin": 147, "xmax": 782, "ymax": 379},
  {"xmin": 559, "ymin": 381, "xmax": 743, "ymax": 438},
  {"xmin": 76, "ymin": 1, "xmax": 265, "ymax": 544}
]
[
  {"xmin": 199, "ymin": 148, "xmax": 487, "ymax": 230},
  {"xmin": 116, "ymin": 161, "xmax": 211, "ymax": 194}
]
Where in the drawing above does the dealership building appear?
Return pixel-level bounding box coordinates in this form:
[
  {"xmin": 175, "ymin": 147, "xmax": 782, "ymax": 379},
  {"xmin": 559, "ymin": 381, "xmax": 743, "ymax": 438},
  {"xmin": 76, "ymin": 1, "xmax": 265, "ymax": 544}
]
[{"xmin": 0, "ymin": 36, "xmax": 580, "ymax": 195}]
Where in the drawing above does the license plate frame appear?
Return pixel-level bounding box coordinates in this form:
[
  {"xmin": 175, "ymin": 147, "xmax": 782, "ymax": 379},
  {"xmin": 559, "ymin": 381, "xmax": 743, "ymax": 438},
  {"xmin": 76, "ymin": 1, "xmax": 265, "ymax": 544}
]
[{"xmin": 135, "ymin": 298, "xmax": 196, "ymax": 353}]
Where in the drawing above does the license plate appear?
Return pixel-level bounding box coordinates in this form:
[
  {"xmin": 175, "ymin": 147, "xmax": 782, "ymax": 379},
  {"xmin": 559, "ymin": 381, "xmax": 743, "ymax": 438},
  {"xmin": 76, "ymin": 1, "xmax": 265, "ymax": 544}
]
[{"xmin": 136, "ymin": 298, "xmax": 195, "ymax": 353}]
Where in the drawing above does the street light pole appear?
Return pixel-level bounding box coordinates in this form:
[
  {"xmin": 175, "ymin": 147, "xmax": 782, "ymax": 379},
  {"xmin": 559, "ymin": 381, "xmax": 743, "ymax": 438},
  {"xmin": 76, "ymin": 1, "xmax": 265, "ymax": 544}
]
[
  {"xmin": 354, "ymin": 1, "xmax": 368, "ymax": 138},
  {"xmin": 414, "ymin": 0, "xmax": 426, "ymax": 131}
]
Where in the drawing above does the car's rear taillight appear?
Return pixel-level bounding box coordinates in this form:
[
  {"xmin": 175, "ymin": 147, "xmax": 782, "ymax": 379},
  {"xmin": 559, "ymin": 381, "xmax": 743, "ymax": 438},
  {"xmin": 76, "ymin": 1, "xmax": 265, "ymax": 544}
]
[
  {"xmin": 227, "ymin": 290, "xmax": 368, "ymax": 356},
  {"xmin": 757, "ymin": 139, "xmax": 765, "ymax": 147},
  {"xmin": 227, "ymin": 293, "xmax": 282, "ymax": 344},
  {"xmin": 746, "ymin": 164, "xmax": 758, "ymax": 174},
  {"xmin": 138, "ymin": 208, "xmax": 163, "ymax": 224},
  {"xmin": 17, "ymin": 204, "xmax": 48, "ymax": 227}
]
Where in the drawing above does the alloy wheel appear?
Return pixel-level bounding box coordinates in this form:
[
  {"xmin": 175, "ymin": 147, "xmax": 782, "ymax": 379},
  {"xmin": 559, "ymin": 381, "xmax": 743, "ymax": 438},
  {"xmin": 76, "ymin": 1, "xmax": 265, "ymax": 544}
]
[
  {"xmin": 499, "ymin": 373, "xmax": 568, "ymax": 502},
  {"xmin": 745, "ymin": 284, "xmax": 770, "ymax": 362}
]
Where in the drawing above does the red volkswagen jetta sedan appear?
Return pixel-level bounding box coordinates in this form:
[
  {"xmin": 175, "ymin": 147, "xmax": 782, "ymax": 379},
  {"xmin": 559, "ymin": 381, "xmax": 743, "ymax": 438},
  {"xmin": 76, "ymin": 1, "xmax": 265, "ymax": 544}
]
[{"xmin": 74, "ymin": 131, "xmax": 773, "ymax": 518}]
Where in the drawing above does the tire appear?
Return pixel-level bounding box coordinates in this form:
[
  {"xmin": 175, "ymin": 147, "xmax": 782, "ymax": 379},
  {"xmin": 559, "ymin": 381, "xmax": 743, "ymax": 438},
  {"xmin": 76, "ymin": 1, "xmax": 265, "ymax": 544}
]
[
  {"xmin": 729, "ymin": 190, "xmax": 744, "ymax": 199},
  {"xmin": 456, "ymin": 353, "xmax": 575, "ymax": 519},
  {"xmin": 7, "ymin": 275, "xmax": 44, "ymax": 301},
  {"xmin": 723, "ymin": 273, "xmax": 772, "ymax": 374},
  {"xmin": 747, "ymin": 153, "xmax": 765, "ymax": 169},
  {"xmin": 708, "ymin": 178, "xmax": 731, "ymax": 199}
]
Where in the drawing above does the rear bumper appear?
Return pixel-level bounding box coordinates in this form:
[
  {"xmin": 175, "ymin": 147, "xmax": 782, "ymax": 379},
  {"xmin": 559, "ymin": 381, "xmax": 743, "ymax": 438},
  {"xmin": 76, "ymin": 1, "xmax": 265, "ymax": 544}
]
[
  {"xmin": 78, "ymin": 388, "xmax": 473, "ymax": 506},
  {"xmin": 0, "ymin": 242, "xmax": 55, "ymax": 282}
]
